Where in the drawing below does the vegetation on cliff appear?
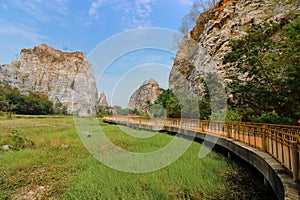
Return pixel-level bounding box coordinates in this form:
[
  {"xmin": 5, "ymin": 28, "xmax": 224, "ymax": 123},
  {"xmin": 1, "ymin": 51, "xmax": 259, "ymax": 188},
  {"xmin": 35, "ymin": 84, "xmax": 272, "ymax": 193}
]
[
  {"xmin": 223, "ymin": 16, "xmax": 300, "ymax": 124},
  {"xmin": 168, "ymin": 0, "xmax": 300, "ymax": 125}
]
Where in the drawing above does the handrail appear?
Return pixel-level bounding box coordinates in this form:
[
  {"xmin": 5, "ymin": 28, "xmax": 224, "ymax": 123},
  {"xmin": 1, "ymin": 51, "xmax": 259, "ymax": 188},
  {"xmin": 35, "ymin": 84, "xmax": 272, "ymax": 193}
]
[{"xmin": 103, "ymin": 116, "xmax": 300, "ymax": 182}]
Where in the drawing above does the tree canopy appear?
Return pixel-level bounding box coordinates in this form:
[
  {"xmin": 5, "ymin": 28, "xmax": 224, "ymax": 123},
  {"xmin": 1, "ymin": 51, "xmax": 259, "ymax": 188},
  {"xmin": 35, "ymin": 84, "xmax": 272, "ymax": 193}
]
[
  {"xmin": 0, "ymin": 82, "xmax": 54, "ymax": 116},
  {"xmin": 223, "ymin": 16, "xmax": 300, "ymax": 124}
]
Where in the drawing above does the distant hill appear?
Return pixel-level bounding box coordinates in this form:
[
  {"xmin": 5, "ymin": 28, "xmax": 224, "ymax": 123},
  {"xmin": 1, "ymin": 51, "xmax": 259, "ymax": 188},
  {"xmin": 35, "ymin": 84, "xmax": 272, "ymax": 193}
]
[{"xmin": 128, "ymin": 79, "xmax": 161, "ymax": 113}]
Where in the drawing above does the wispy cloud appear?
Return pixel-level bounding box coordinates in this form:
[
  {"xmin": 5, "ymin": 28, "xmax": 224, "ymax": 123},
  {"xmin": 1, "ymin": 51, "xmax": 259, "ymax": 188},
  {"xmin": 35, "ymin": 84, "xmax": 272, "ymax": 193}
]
[
  {"xmin": 2, "ymin": 4, "xmax": 8, "ymax": 9},
  {"xmin": 122, "ymin": 0, "xmax": 156, "ymax": 29},
  {"xmin": 0, "ymin": 19, "xmax": 48, "ymax": 42},
  {"xmin": 87, "ymin": 0, "xmax": 155, "ymax": 29},
  {"xmin": 88, "ymin": 0, "xmax": 109, "ymax": 20},
  {"xmin": 7, "ymin": 0, "xmax": 69, "ymax": 22}
]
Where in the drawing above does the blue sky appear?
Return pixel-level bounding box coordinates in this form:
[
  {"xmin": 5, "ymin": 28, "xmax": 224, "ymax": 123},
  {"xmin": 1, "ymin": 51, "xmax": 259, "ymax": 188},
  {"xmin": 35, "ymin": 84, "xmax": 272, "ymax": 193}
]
[{"xmin": 0, "ymin": 0, "xmax": 196, "ymax": 107}]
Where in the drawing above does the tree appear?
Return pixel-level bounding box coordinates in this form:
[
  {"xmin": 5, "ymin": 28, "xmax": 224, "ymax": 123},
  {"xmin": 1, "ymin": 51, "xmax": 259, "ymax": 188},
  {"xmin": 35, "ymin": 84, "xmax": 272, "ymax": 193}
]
[
  {"xmin": 0, "ymin": 96, "xmax": 16, "ymax": 119},
  {"xmin": 223, "ymin": 16, "xmax": 300, "ymax": 124},
  {"xmin": 24, "ymin": 93, "xmax": 53, "ymax": 115},
  {"xmin": 179, "ymin": 0, "xmax": 216, "ymax": 34},
  {"xmin": 0, "ymin": 83, "xmax": 54, "ymax": 116},
  {"xmin": 147, "ymin": 104, "xmax": 166, "ymax": 118},
  {"xmin": 172, "ymin": 0, "xmax": 217, "ymax": 51},
  {"xmin": 156, "ymin": 89, "xmax": 181, "ymax": 118},
  {"xmin": 0, "ymin": 84, "xmax": 24, "ymax": 118},
  {"xmin": 155, "ymin": 88, "xmax": 212, "ymax": 119}
]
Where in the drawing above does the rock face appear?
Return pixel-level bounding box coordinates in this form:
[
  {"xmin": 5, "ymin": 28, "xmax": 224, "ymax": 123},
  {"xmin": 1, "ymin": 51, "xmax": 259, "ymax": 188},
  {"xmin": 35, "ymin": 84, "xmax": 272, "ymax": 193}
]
[
  {"xmin": 0, "ymin": 44, "xmax": 98, "ymax": 116},
  {"xmin": 128, "ymin": 79, "xmax": 161, "ymax": 113},
  {"xmin": 169, "ymin": 0, "xmax": 299, "ymax": 98},
  {"xmin": 98, "ymin": 91, "xmax": 108, "ymax": 107}
]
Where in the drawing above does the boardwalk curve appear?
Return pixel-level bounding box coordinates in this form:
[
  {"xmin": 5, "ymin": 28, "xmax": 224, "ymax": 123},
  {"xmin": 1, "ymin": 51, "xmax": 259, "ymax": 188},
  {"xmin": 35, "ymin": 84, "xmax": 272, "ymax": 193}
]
[{"xmin": 103, "ymin": 116, "xmax": 300, "ymax": 200}]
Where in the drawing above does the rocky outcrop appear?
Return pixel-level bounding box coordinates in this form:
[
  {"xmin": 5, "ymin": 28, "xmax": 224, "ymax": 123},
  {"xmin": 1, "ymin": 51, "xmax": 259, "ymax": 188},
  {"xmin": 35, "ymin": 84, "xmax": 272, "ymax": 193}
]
[
  {"xmin": 98, "ymin": 91, "xmax": 108, "ymax": 107},
  {"xmin": 169, "ymin": 0, "xmax": 299, "ymax": 98},
  {"xmin": 128, "ymin": 79, "xmax": 161, "ymax": 113},
  {"xmin": 0, "ymin": 44, "xmax": 98, "ymax": 116}
]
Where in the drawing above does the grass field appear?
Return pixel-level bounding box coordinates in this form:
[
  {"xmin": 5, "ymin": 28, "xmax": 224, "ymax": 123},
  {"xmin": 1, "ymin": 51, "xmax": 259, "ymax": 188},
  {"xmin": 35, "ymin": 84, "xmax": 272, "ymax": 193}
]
[{"xmin": 0, "ymin": 118, "xmax": 274, "ymax": 199}]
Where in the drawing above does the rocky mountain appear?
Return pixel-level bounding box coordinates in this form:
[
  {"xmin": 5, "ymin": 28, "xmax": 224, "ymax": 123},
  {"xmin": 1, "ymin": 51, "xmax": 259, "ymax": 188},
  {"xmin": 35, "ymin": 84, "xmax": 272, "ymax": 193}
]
[
  {"xmin": 98, "ymin": 91, "xmax": 108, "ymax": 107},
  {"xmin": 169, "ymin": 0, "xmax": 300, "ymax": 98},
  {"xmin": 128, "ymin": 79, "xmax": 161, "ymax": 113},
  {"xmin": 0, "ymin": 44, "xmax": 98, "ymax": 116}
]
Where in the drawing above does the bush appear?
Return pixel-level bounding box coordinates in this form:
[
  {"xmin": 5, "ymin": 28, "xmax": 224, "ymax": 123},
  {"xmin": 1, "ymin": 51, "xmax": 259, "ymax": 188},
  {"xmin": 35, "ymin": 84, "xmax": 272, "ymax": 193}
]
[
  {"xmin": 0, "ymin": 83, "xmax": 53, "ymax": 115},
  {"xmin": 0, "ymin": 129, "xmax": 34, "ymax": 151},
  {"xmin": 255, "ymin": 111, "xmax": 294, "ymax": 125},
  {"xmin": 0, "ymin": 111, "xmax": 5, "ymax": 117},
  {"xmin": 256, "ymin": 111, "xmax": 281, "ymax": 124},
  {"xmin": 147, "ymin": 104, "xmax": 166, "ymax": 118},
  {"xmin": 210, "ymin": 107, "xmax": 242, "ymax": 121}
]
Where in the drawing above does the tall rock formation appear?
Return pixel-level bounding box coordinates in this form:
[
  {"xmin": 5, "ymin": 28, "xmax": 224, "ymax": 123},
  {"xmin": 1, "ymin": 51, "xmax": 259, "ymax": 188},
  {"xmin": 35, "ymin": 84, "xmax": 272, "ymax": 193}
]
[
  {"xmin": 0, "ymin": 44, "xmax": 98, "ymax": 116},
  {"xmin": 98, "ymin": 91, "xmax": 108, "ymax": 107},
  {"xmin": 128, "ymin": 79, "xmax": 161, "ymax": 113},
  {"xmin": 169, "ymin": 0, "xmax": 299, "ymax": 98}
]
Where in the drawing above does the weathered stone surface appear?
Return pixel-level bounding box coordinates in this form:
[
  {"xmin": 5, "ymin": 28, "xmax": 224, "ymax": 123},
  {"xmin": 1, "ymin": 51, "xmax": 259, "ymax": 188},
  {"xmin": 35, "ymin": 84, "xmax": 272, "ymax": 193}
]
[
  {"xmin": 128, "ymin": 79, "xmax": 161, "ymax": 113},
  {"xmin": 169, "ymin": 0, "xmax": 300, "ymax": 98},
  {"xmin": 98, "ymin": 91, "xmax": 108, "ymax": 107},
  {"xmin": 0, "ymin": 44, "xmax": 98, "ymax": 116}
]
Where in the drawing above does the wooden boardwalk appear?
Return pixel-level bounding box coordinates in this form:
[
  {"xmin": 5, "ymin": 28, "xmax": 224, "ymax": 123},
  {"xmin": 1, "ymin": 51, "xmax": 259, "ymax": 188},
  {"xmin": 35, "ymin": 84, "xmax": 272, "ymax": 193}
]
[{"xmin": 103, "ymin": 116, "xmax": 300, "ymax": 181}]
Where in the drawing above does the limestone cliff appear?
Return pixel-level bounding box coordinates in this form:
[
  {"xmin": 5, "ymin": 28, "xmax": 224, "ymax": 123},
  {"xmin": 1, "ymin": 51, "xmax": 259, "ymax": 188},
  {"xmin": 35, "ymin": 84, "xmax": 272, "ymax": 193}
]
[
  {"xmin": 169, "ymin": 0, "xmax": 300, "ymax": 98},
  {"xmin": 128, "ymin": 79, "xmax": 161, "ymax": 113},
  {"xmin": 0, "ymin": 44, "xmax": 98, "ymax": 116},
  {"xmin": 98, "ymin": 91, "xmax": 108, "ymax": 107}
]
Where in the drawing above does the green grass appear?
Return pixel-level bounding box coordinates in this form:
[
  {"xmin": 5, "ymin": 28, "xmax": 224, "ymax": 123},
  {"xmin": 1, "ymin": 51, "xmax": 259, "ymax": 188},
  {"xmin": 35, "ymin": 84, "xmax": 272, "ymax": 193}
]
[{"xmin": 0, "ymin": 118, "xmax": 272, "ymax": 199}]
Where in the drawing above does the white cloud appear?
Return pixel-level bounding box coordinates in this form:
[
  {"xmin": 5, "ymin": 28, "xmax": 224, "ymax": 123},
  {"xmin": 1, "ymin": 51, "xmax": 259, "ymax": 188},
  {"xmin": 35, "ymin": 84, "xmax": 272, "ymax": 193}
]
[
  {"xmin": 0, "ymin": 19, "xmax": 47, "ymax": 42},
  {"xmin": 87, "ymin": 0, "xmax": 155, "ymax": 29},
  {"xmin": 88, "ymin": 0, "xmax": 108, "ymax": 20},
  {"xmin": 8, "ymin": 0, "xmax": 69, "ymax": 22},
  {"xmin": 89, "ymin": 2, "xmax": 98, "ymax": 16},
  {"xmin": 122, "ymin": 0, "xmax": 156, "ymax": 29}
]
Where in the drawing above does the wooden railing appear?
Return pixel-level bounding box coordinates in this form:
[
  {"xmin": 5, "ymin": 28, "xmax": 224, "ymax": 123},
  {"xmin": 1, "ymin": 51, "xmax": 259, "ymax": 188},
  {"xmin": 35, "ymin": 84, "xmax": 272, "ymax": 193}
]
[{"xmin": 103, "ymin": 116, "xmax": 300, "ymax": 182}]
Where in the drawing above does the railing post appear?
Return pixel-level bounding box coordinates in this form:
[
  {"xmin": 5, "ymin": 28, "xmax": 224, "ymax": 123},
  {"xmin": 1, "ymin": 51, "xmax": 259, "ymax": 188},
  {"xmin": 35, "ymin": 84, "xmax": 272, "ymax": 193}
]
[
  {"xmin": 237, "ymin": 124, "xmax": 240, "ymax": 141},
  {"xmin": 226, "ymin": 122, "xmax": 231, "ymax": 138},
  {"xmin": 291, "ymin": 141, "xmax": 300, "ymax": 183},
  {"xmin": 262, "ymin": 126, "xmax": 267, "ymax": 152},
  {"xmin": 139, "ymin": 117, "xmax": 141, "ymax": 127},
  {"xmin": 202, "ymin": 121, "xmax": 206, "ymax": 132}
]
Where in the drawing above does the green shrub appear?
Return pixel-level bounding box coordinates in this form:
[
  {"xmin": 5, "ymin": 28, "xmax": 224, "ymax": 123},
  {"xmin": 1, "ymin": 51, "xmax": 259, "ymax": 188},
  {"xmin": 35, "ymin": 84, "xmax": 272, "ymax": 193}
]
[
  {"xmin": 0, "ymin": 82, "xmax": 53, "ymax": 115},
  {"xmin": 256, "ymin": 111, "xmax": 281, "ymax": 124},
  {"xmin": 210, "ymin": 107, "xmax": 242, "ymax": 121},
  {"xmin": 255, "ymin": 111, "xmax": 294, "ymax": 125},
  {"xmin": 0, "ymin": 111, "xmax": 5, "ymax": 117},
  {"xmin": 0, "ymin": 129, "xmax": 34, "ymax": 151}
]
